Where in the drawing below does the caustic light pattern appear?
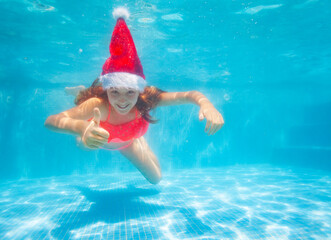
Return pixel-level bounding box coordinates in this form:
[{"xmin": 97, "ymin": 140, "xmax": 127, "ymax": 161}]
[{"xmin": 0, "ymin": 165, "xmax": 330, "ymax": 239}]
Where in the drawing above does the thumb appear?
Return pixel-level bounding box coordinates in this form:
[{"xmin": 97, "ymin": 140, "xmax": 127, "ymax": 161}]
[
  {"xmin": 92, "ymin": 107, "xmax": 101, "ymax": 127},
  {"xmin": 199, "ymin": 111, "xmax": 205, "ymax": 121}
]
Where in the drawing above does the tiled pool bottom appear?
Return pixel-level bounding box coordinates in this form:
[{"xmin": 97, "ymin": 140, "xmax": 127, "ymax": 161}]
[{"xmin": 0, "ymin": 165, "xmax": 330, "ymax": 240}]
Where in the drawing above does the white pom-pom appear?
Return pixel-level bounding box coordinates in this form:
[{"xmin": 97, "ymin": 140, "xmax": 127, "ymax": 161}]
[{"xmin": 112, "ymin": 7, "xmax": 130, "ymax": 20}]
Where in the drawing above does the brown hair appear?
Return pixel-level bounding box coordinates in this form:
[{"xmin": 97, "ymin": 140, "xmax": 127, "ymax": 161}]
[{"xmin": 74, "ymin": 78, "xmax": 165, "ymax": 123}]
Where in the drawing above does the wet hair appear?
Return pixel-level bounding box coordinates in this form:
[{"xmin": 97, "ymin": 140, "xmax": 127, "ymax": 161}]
[{"xmin": 74, "ymin": 78, "xmax": 165, "ymax": 123}]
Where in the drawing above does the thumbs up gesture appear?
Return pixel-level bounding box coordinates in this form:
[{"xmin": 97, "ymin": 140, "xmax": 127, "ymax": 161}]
[{"xmin": 81, "ymin": 108, "xmax": 109, "ymax": 149}]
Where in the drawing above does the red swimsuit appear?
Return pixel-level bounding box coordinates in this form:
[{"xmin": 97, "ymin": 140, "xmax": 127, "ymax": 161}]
[{"xmin": 97, "ymin": 105, "xmax": 149, "ymax": 150}]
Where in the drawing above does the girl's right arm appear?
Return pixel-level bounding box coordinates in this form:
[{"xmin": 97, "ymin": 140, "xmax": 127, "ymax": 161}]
[{"xmin": 44, "ymin": 98, "xmax": 103, "ymax": 136}]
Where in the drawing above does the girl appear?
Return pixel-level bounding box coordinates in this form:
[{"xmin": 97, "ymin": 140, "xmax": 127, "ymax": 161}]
[{"xmin": 45, "ymin": 8, "xmax": 224, "ymax": 184}]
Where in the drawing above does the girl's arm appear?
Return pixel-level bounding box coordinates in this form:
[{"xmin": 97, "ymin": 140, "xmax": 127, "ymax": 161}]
[
  {"xmin": 157, "ymin": 91, "xmax": 224, "ymax": 135},
  {"xmin": 45, "ymin": 98, "xmax": 109, "ymax": 148},
  {"xmin": 45, "ymin": 98, "xmax": 101, "ymax": 135}
]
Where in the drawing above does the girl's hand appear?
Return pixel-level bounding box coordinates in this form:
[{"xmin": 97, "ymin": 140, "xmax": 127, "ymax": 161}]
[
  {"xmin": 81, "ymin": 108, "xmax": 109, "ymax": 149},
  {"xmin": 65, "ymin": 85, "xmax": 86, "ymax": 96},
  {"xmin": 199, "ymin": 103, "xmax": 224, "ymax": 135}
]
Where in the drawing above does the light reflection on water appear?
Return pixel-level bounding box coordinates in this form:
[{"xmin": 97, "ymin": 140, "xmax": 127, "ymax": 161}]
[{"xmin": 0, "ymin": 165, "xmax": 330, "ymax": 239}]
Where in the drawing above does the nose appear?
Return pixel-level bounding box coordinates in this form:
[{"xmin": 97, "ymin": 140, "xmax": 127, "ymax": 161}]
[{"xmin": 118, "ymin": 96, "xmax": 127, "ymax": 103}]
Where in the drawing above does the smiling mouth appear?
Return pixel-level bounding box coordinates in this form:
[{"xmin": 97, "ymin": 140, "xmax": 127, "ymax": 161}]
[{"xmin": 117, "ymin": 104, "xmax": 129, "ymax": 110}]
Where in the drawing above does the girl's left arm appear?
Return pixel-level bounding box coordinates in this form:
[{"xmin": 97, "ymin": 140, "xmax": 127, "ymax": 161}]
[{"xmin": 157, "ymin": 91, "xmax": 224, "ymax": 135}]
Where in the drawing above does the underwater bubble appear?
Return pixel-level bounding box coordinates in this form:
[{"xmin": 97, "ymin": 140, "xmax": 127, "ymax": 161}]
[
  {"xmin": 18, "ymin": 57, "xmax": 34, "ymax": 64},
  {"xmin": 51, "ymin": 41, "xmax": 72, "ymax": 45},
  {"xmin": 61, "ymin": 15, "xmax": 73, "ymax": 22},
  {"xmin": 26, "ymin": 0, "xmax": 56, "ymax": 12},
  {"xmin": 221, "ymin": 70, "xmax": 231, "ymax": 76},
  {"xmin": 236, "ymin": 4, "xmax": 283, "ymax": 15},
  {"xmin": 60, "ymin": 15, "xmax": 75, "ymax": 24},
  {"xmin": 6, "ymin": 96, "xmax": 12, "ymax": 103},
  {"xmin": 167, "ymin": 48, "xmax": 183, "ymax": 53},
  {"xmin": 161, "ymin": 13, "xmax": 183, "ymax": 21},
  {"xmin": 281, "ymin": 51, "xmax": 297, "ymax": 58},
  {"xmin": 138, "ymin": 18, "xmax": 155, "ymax": 23}
]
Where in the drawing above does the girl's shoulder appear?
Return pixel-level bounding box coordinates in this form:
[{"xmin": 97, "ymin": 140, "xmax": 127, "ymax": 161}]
[
  {"xmin": 82, "ymin": 97, "xmax": 107, "ymax": 107},
  {"xmin": 77, "ymin": 97, "xmax": 109, "ymax": 121},
  {"xmin": 80, "ymin": 97, "xmax": 108, "ymax": 112}
]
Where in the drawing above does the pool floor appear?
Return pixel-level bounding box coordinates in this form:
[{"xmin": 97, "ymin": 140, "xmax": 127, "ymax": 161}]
[{"xmin": 0, "ymin": 165, "xmax": 330, "ymax": 239}]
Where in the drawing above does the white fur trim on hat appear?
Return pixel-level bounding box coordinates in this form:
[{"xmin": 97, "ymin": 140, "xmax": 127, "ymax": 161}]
[
  {"xmin": 100, "ymin": 72, "xmax": 146, "ymax": 92},
  {"xmin": 112, "ymin": 7, "xmax": 130, "ymax": 20}
]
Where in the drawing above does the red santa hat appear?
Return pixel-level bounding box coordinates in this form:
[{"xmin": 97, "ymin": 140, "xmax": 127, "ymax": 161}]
[{"xmin": 99, "ymin": 7, "xmax": 146, "ymax": 92}]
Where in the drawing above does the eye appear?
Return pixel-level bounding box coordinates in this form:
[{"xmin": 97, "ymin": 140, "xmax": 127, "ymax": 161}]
[
  {"xmin": 127, "ymin": 90, "xmax": 135, "ymax": 95},
  {"xmin": 111, "ymin": 90, "xmax": 119, "ymax": 95}
]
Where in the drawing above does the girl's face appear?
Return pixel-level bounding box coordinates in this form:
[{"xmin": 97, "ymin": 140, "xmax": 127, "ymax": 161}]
[{"xmin": 107, "ymin": 87, "xmax": 139, "ymax": 115}]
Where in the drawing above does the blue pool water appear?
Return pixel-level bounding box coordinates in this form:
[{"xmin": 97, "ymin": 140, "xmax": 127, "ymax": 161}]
[
  {"xmin": 0, "ymin": 0, "xmax": 330, "ymax": 239},
  {"xmin": 1, "ymin": 166, "xmax": 331, "ymax": 239}
]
